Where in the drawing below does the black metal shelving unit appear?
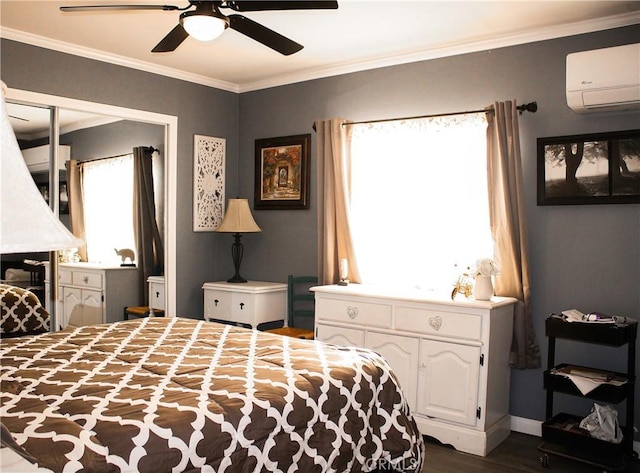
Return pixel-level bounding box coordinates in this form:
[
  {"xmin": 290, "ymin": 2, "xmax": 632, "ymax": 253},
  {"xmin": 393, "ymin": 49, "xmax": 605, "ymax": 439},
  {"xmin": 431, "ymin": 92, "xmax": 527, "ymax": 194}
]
[{"xmin": 539, "ymin": 316, "xmax": 638, "ymax": 471}]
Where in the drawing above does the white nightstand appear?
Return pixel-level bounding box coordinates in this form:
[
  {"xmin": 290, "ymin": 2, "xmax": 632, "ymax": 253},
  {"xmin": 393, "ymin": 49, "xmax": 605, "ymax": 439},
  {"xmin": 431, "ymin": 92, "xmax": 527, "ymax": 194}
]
[
  {"xmin": 202, "ymin": 280, "xmax": 287, "ymax": 329},
  {"xmin": 147, "ymin": 276, "xmax": 165, "ymax": 314}
]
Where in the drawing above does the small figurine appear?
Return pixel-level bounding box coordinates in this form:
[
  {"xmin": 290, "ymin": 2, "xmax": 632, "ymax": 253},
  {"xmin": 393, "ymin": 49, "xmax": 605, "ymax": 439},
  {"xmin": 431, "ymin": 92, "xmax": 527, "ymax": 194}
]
[
  {"xmin": 451, "ymin": 268, "xmax": 473, "ymax": 300},
  {"xmin": 115, "ymin": 248, "xmax": 135, "ymax": 266}
]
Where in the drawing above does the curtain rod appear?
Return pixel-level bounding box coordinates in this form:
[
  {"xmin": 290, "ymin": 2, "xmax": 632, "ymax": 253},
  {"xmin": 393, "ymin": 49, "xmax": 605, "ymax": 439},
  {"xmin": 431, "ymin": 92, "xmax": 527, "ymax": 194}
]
[
  {"xmin": 330, "ymin": 101, "xmax": 537, "ymax": 129},
  {"xmin": 78, "ymin": 146, "xmax": 158, "ymax": 164}
]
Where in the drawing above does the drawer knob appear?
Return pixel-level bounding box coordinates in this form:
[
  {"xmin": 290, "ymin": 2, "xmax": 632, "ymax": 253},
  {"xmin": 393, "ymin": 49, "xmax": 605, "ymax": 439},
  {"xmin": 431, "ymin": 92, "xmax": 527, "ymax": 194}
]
[
  {"xmin": 428, "ymin": 316, "xmax": 442, "ymax": 331},
  {"xmin": 346, "ymin": 306, "xmax": 359, "ymax": 319},
  {"xmin": 83, "ymin": 276, "xmax": 89, "ymax": 284}
]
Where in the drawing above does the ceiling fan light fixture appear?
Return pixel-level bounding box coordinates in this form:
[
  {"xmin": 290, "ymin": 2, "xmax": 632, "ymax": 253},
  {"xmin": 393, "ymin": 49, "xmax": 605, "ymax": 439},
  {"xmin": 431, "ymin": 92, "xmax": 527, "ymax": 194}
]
[{"xmin": 180, "ymin": 10, "xmax": 227, "ymax": 42}]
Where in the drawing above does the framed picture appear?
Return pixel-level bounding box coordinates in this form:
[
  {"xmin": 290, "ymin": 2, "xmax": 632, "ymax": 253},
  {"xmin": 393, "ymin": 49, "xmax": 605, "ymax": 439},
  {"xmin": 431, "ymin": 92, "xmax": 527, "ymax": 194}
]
[
  {"xmin": 38, "ymin": 181, "xmax": 69, "ymax": 214},
  {"xmin": 537, "ymin": 129, "xmax": 640, "ymax": 205},
  {"xmin": 254, "ymin": 134, "xmax": 310, "ymax": 210},
  {"xmin": 193, "ymin": 135, "xmax": 225, "ymax": 231}
]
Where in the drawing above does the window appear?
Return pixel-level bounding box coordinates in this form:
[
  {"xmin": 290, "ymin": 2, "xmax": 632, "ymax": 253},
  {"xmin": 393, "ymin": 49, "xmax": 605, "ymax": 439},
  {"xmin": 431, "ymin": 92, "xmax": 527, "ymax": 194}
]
[
  {"xmin": 349, "ymin": 113, "xmax": 493, "ymax": 292},
  {"xmin": 82, "ymin": 155, "xmax": 135, "ymax": 264}
]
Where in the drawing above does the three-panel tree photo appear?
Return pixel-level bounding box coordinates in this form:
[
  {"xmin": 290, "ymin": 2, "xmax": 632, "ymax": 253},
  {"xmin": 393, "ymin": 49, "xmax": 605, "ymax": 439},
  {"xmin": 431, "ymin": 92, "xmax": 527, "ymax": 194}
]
[{"xmin": 538, "ymin": 129, "xmax": 640, "ymax": 205}]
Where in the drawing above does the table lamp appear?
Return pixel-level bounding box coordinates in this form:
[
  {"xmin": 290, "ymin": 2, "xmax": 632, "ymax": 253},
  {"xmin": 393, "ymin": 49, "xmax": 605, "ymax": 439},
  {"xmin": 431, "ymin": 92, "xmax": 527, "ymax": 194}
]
[{"xmin": 215, "ymin": 198, "xmax": 261, "ymax": 283}]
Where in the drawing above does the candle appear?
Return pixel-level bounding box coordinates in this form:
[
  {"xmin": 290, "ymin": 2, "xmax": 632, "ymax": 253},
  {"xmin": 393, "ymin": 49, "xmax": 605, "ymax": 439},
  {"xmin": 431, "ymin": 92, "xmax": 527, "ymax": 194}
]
[{"xmin": 340, "ymin": 258, "xmax": 349, "ymax": 280}]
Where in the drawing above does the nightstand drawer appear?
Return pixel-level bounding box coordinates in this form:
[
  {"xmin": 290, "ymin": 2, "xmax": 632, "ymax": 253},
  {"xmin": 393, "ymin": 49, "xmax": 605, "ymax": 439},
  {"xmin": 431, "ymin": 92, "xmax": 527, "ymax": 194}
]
[
  {"xmin": 316, "ymin": 297, "xmax": 391, "ymax": 328},
  {"xmin": 395, "ymin": 306, "xmax": 482, "ymax": 340},
  {"xmin": 72, "ymin": 271, "xmax": 103, "ymax": 289},
  {"xmin": 148, "ymin": 276, "xmax": 165, "ymax": 311},
  {"xmin": 204, "ymin": 290, "xmax": 234, "ymax": 320}
]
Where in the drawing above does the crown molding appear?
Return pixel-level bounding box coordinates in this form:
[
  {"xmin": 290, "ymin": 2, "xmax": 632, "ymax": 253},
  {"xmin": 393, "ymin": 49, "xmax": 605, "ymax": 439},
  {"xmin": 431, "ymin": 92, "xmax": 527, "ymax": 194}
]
[
  {"xmin": 237, "ymin": 11, "xmax": 640, "ymax": 92},
  {"xmin": 0, "ymin": 27, "xmax": 240, "ymax": 93},
  {"xmin": 2, "ymin": 11, "xmax": 638, "ymax": 94}
]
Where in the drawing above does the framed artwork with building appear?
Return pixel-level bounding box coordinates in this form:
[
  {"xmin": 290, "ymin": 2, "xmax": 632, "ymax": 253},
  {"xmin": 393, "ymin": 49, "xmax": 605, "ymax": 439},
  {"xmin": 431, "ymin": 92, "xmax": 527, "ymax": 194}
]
[{"xmin": 254, "ymin": 134, "xmax": 310, "ymax": 210}]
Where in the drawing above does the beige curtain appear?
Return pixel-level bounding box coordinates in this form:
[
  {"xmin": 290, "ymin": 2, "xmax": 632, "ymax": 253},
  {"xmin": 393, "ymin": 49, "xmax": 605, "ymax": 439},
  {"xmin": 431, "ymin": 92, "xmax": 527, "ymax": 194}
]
[
  {"xmin": 314, "ymin": 118, "xmax": 361, "ymax": 285},
  {"xmin": 486, "ymin": 101, "xmax": 541, "ymax": 369},
  {"xmin": 66, "ymin": 160, "xmax": 87, "ymax": 261}
]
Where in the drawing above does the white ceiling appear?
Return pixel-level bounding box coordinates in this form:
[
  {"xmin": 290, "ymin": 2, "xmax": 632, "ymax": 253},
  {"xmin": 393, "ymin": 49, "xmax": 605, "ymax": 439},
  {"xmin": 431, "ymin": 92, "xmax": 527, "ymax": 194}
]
[{"xmin": 1, "ymin": 1, "xmax": 639, "ymax": 94}]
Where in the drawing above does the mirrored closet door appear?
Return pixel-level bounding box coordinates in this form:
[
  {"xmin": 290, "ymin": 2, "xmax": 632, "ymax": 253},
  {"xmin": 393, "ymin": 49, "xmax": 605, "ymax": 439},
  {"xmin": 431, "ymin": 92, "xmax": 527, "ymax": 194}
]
[{"xmin": 3, "ymin": 89, "xmax": 177, "ymax": 327}]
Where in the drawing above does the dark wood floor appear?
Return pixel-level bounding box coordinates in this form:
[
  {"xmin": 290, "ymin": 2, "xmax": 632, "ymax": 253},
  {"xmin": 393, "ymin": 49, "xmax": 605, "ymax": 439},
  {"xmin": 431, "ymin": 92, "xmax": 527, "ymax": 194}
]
[{"xmin": 422, "ymin": 433, "xmax": 640, "ymax": 473}]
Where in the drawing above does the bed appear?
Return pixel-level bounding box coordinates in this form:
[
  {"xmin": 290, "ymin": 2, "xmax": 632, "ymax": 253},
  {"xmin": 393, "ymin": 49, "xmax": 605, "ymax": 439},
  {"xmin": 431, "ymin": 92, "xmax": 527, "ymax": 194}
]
[{"xmin": 0, "ymin": 316, "xmax": 424, "ymax": 472}]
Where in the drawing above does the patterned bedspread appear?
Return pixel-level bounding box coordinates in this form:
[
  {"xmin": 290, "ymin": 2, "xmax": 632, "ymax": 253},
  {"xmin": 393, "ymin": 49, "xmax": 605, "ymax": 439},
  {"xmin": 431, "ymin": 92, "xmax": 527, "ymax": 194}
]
[
  {"xmin": 0, "ymin": 284, "xmax": 50, "ymax": 338},
  {"xmin": 0, "ymin": 317, "xmax": 424, "ymax": 472}
]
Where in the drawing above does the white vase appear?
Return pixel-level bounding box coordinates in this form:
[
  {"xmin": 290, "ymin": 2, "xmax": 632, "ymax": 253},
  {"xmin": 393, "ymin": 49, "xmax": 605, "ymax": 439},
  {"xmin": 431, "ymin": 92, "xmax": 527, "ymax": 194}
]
[{"xmin": 474, "ymin": 275, "xmax": 493, "ymax": 300}]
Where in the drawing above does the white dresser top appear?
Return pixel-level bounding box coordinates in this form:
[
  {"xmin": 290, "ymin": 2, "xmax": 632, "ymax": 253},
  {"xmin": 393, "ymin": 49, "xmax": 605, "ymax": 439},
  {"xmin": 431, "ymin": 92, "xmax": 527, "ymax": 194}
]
[{"xmin": 311, "ymin": 284, "xmax": 517, "ymax": 309}]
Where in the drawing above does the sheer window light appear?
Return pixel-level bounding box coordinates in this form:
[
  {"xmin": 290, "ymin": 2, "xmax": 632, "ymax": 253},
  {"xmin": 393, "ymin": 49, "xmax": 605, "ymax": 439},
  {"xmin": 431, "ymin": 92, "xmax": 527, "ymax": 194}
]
[
  {"xmin": 82, "ymin": 154, "xmax": 135, "ymax": 265},
  {"xmin": 350, "ymin": 113, "xmax": 493, "ymax": 292}
]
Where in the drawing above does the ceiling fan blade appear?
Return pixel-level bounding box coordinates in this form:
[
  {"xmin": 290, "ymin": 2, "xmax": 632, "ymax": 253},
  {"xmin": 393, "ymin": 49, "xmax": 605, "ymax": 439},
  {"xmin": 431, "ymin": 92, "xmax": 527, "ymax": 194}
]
[
  {"xmin": 152, "ymin": 24, "xmax": 190, "ymax": 52},
  {"xmin": 60, "ymin": 5, "xmax": 180, "ymax": 12},
  {"xmin": 228, "ymin": 14, "xmax": 302, "ymax": 55},
  {"xmin": 226, "ymin": 1, "xmax": 338, "ymax": 12}
]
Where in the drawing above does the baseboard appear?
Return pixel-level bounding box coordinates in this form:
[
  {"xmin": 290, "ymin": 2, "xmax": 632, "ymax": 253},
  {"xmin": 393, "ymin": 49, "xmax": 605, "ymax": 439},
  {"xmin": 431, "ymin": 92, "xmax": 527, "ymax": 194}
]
[
  {"xmin": 510, "ymin": 415, "xmax": 640, "ymax": 456},
  {"xmin": 510, "ymin": 415, "xmax": 542, "ymax": 437}
]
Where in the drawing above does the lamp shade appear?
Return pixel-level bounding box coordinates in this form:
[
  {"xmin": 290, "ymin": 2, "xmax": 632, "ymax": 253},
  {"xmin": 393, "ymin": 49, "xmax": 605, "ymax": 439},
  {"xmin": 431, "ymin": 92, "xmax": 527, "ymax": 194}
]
[
  {"xmin": 0, "ymin": 88, "xmax": 83, "ymax": 253},
  {"xmin": 215, "ymin": 199, "xmax": 261, "ymax": 233}
]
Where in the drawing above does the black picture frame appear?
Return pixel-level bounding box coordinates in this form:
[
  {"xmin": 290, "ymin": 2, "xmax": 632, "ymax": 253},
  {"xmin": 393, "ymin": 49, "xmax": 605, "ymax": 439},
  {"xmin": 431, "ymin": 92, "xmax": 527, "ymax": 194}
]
[
  {"xmin": 537, "ymin": 129, "xmax": 640, "ymax": 205},
  {"xmin": 254, "ymin": 134, "xmax": 310, "ymax": 210}
]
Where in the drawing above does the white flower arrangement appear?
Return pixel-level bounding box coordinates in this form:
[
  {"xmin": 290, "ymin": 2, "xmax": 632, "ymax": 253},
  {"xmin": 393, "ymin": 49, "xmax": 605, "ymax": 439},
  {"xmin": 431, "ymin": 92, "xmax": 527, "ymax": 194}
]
[{"xmin": 473, "ymin": 258, "xmax": 500, "ymax": 277}]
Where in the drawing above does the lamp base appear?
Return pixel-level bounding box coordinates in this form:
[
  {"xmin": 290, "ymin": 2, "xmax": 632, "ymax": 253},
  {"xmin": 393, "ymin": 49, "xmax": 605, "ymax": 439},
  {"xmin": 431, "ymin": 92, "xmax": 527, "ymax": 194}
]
[
  {"xmin": 227, "ymin": 275, "xmax": 248, "ymax": 283},
  {"xmin": 227, "ymin": 232, "xmax": 249, "ymax": 283}
]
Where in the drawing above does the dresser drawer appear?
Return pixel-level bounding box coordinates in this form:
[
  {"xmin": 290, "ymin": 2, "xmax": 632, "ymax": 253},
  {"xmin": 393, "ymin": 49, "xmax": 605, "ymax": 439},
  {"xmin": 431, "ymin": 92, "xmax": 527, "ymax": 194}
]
[
  {"xmin": 72, "ymin": 271, "xmax": 103, "ymax": 289},
  {"xmin": 316, "ymin": 297, "xmax": 392, "ymax": 328},
  {"xmin": 58, "ymin": 269, "xmax": 72, "ymax": 285},
  {"xmin": 395, "ymin": 306, "xmax": 482, "ymax": 340}
]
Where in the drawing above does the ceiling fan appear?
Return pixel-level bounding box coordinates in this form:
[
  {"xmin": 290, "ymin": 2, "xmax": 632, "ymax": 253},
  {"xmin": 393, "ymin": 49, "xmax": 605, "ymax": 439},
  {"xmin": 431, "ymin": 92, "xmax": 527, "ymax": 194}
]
[{"xmin": 60, "ymin": 1, "xmax": 338, "ymax": 55}]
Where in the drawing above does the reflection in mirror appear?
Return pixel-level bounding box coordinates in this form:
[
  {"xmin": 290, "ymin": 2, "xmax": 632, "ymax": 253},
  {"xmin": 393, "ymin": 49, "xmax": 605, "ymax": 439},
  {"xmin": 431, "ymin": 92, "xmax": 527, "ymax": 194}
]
[{"xmin": 3, "ymin": 100, "xmax": 168, "ymax": 329}]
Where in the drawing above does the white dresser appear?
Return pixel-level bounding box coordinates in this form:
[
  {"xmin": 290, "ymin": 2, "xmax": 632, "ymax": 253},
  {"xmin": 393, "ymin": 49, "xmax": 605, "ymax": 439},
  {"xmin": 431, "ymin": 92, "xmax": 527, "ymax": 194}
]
[
  {"xmin": 312, "ymin": 284, "xmax": 516, "ymax": 457},
  {"xmin": 44, "ymin": 263, "xmax": 140, "ymax": 329},
  {"xmin": 203, "ymin": 281, "xmax": 286, "ymax": 329}
]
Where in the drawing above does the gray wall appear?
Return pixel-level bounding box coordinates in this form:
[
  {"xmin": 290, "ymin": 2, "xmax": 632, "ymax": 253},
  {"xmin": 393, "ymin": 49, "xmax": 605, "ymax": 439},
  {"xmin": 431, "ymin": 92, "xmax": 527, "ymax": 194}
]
[
  {"xmin": 61, "ymin": 120, "xmax": 165, "ymax": 162},
  {"xmin": 2, "ymin": 24, "xmax": 639, "ymax": 432},
  {"xmin": 238, "ymin": 25, "xmax": 640, "ymax": 431}
]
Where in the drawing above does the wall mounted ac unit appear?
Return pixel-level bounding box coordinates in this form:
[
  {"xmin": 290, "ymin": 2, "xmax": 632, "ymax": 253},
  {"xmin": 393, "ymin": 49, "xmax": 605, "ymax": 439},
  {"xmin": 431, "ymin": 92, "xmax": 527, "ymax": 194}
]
[
  {"xmin": 21, "ymin": 145, "xmax": 71, "ymax": 173},
  {"xmin": 566, "ymin": 43, "xmax": 640, "ymax": 113}
]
